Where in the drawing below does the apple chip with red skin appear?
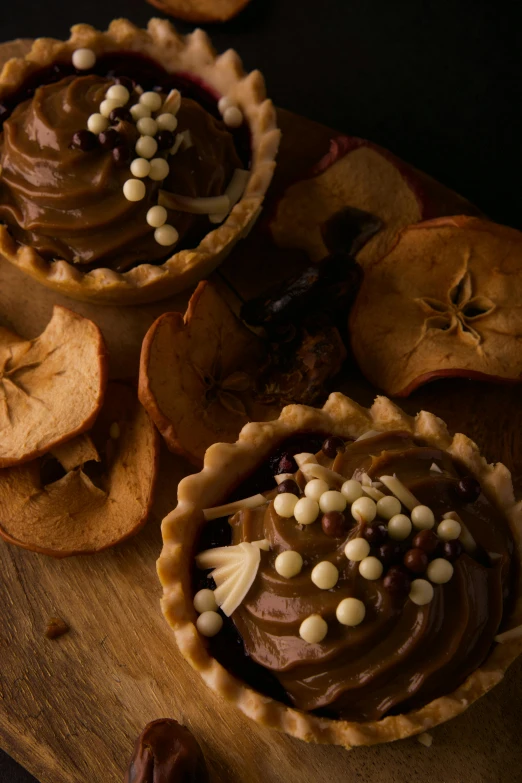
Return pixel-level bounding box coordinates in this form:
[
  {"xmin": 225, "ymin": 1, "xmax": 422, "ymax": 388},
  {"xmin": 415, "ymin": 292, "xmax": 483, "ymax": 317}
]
[
  {"xmin": 349, "ymin": 216, "xmax": 522, "ymax": 397},
  {"xmin": 270, "ymin": 135, "xmax": 480, "ymax": 266},
  {"xmin": 0, "ymin": 382, "xmax": 159, "ymax": 557},
  {"xmin": 0, "ymin": 306, "xmax": 108, "ymax": 468},
  {"xmin": 139, "ymin": 281, "xmax": 279, "ymax": 467},
  {"xmin": 145, "ymin": 0, "xmax": 250, "ymax": 23}
]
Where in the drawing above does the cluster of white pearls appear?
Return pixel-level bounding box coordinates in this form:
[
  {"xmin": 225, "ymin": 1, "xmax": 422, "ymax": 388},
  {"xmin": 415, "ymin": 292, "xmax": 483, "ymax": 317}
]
[
  {"xmin": 193, "ymin": 588, "xmax": 223, "ymax": 637},
  {"xmin": 217, "ymin": 95, "xmax": 244, "ymax": 128}
]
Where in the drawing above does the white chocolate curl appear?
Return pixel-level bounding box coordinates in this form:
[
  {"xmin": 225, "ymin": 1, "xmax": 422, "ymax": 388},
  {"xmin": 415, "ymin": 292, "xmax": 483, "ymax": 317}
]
[
  {"xmin": 379, "ymin": 475, "xmax": 420, "ymax": 511},
  {"xmin": 196, "ymin": 541, "xmax": 261, "ymax": 617}
]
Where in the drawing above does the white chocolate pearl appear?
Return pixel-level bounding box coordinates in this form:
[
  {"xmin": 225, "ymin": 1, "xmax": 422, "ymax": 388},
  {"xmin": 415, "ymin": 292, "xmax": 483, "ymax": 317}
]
[
  {"xmin": 140, "ymin": 91, "xmax": 163, "ymax": 111},
  {"xmin": 275, "ymin": 550, "xmax": 303, "ymax": 578},
  {"xmin": 157, "ymin": 112, "xmax": 178, "ymax": 131},
  {"xmin": 130, "ymin": 158, "xmax": 151, "ymax": 178},
  {"xmin": 294, "ymin": 497, "xmax": 319, "ymax": 525},
  {"xmin": 137, "ymin": 116, "xmax": 158, "ymax": 136},
  {"xmin": 344, "ymin": 537, "xmax": 370, "ymax": 562},
  {"xmin": 123, "ymin": 179, "xmax": 146, "ymax": 202},
  {"xmin": 437, "ymin": 518, "xmax": 462, "ymax": 541},
  {"xmin": 411, "ymin": 505, "xmax": 435, "ymax": 530},
  {"xmin": 311, "ymin": 561, "xmax": 339, "ymax": 590},
  {"xmin": 427, "ymin": 558, "xmax": 454, "ymax": 584},
  {"xmin": 351, "ymin": 496, "xmax": 377, "ymax": 524},
  {"xmin": 376, "ymin": 495, "xmax": 401, "ymax": 520},
  {"xmin": 193, "ymin": 588, "xmax": 218, "ymax": 613},
  {"xmin": 196, "ymin": 610, "xmax": 223, "ymax": 637},
  {"xmin": 409, "ymin": 579, "xmax": 434, "ymax": 606},
  {"xmin": 87, "ymin": 113, "xmax": 109, "ymax": 134},
  {"xmin": 387, "ymin": 514, "xmax": 412, "ymax": 541},
  {"xmin": 135, "ymin": 136, "xmax": 158, "ymax": 159},
  {"xmin": 149, "ymin": 157, "xmax": 170, "ymax": 181},
  {"xmin": 72, "ymin": 48, "xmax": 96, "ymax": 70},
  {"xmin": 100, "ymin": 98, "xmax": 122, "ymax": 118},
  {"xmin": 155, "ymin": 224, "xmax": 179, "ymax": 247},
  {"xmin": 341, "ymin": 479, "xmax": 363, "ymax": 504},
  {"xmin": 304, "ymin": 479, "xmax": 329, "ymax": 502},
  {"xmin": 274, "ymin": 492, "xmax": 299, "ymax": 518},
  {"xmin": 359, "ymin": 556, "xmax": 383, "ymax": 581},
  {"xmin": 106, "ymin": 84, "xmax": 130, "ymax": 104},
  {"xmin": 223, "ymin": 106, "xmax": 243, "ymax": 128},
  {"xmin": 299, "ymin": 614, "xmax": 328, "ymax": 644},
  {"xmin": 336, "ymin": 597, "xmax": 366, "ymax": 626},
  {"xmin": 218, "ymin": 95, "xmax": 235, "ymax": 114},
  {"xmin": 130, "ymin": 103, "xmax": 151, "ymax": 121},
  {"xmin": 319, "ymin": 490, "xmax": 347, "ymax": 514},
  {"xmin": 146, "ymin": 205, "xmax": 167, "ymax": 228}
]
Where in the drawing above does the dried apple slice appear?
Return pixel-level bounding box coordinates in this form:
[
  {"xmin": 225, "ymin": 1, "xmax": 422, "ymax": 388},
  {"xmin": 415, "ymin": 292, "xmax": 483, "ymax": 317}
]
[
  {"xmin": 145, "ymin": 0, "xmax": 250, "ymax": 23},
  {"xmin": 0, "ymin": 382, "xmax": 159, "ymax": 557},
  {"xmin": 270, "ymin": 135, "xmax": 480, "ymax": 267},
  {"xmin": 0, "ymin": 306, "xmax": 108, "ymax": 468},
  {"xmin": 139, "ymin": 281, "xmax": 279, "ymax": 467},
  {"xmin": 349, "ymin": 216, "xmax": 522, "ymax": 396}
]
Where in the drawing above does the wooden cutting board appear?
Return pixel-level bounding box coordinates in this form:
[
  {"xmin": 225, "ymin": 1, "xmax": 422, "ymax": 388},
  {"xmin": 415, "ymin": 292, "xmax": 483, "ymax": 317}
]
[{"xmin": 1, "ymin": 39, "xmax": 522, "ymax": 783}]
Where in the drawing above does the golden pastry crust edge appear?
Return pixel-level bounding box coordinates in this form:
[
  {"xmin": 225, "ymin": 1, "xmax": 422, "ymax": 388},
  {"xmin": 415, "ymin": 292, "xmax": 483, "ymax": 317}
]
[
  {"xmin": 0, "ymin": 18, "xmax": 280, "ymax": 305},
  {"xmin": 158, "ymin": 392, "xmax": 522, "ymax": 748}
]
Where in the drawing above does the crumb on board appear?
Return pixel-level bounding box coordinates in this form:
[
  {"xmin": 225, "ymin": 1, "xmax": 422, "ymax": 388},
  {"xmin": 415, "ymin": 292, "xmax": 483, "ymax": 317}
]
[
  {"xmin": 45, "ymin": 616, "xmax": 70, "ymax": 640},
  {"xmin": 417, "ymin": 732, "xmax": 433, "ymax": 747}
]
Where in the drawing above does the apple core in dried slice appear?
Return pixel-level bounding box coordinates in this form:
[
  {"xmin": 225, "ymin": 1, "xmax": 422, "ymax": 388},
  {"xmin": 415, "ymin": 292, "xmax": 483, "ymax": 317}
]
[
  {"xmin": 349, "ymin": 216, "xmax": 522, "ymax": 396},
  {"xmin": 0, "ymin": 306, "xmax": 108, "ymax": 468},
  {"xmin": 0, "ymin": 382, "xmax": 159, "ymax": 557}
]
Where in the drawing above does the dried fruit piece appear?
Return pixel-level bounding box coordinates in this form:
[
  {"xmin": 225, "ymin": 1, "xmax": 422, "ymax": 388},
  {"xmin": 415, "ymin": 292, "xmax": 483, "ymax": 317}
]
[
  {"xmin": 350, "ymin": 216, "xmax": 522, "ymax": 396},
  {"xmin": 139, "ymin": 281, "xmax": 279, "ymax": 466},
  {"xmin": 124, "ymin": 718, "xmax": 209, "ymax": 783},
  {"xmin": 44, "ymin": 616, "xmax": 70, "ymax": 640},
  {"xmin": 145, "ymin": 0, "xmax": 250, "ymax": 22},
  {"xmin": 0, "ymin": 383, "xmax": 159, "ymax": 557},
  {"xmin": 0, "ymin": 306, "xmax": 107, "ymax": 467},
  {"xmin": 270, "ymin": 135, "xmax": 480, "ymax": 267}
]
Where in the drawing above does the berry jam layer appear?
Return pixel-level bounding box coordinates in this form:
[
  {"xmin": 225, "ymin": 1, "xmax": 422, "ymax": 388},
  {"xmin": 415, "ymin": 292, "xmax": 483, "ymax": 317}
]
[
  {"xmin": 0, "ymin": 54, "xmax": 247, "ymax": 272},
  {"xmin": 195, "ymin": 431, "xmax": 517, "ymax": 722}
]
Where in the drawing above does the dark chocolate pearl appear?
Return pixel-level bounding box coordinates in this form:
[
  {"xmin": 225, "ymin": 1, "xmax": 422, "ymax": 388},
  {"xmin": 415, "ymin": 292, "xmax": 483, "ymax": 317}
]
[
  {"xmin": 70, "ymin": 129, "xmax": 97, "ymax": 151},
  {"xmin": 114, "ymin": 76, "xmax": 134, "ymax": 91},
  {"xmin": 321, "ymin": 436, "xmax": 346, "ymax": 459},
  {"xmin": 442, "ymin": 539, "xmax": 463, "ymax": 561},
  {"xmin": 378, "ymin": 542, "xmax": 402, "ymax": 566},
  {"xmin": 412, "ymin": 529, "xmax": 439, "ymax": 555},
  {"xmin": 276, "ymin": 479, "xmax": 299, "ymax": 496},
  {"xmin": 321, "ymin": 511, "xmax": 348, "ymax": 538},
  {"xmin": 99, "ymin": 129, "xmax": 122, "ymax": 150},
  {"xmin": 109, "ymin": 106, "xmax": 131, "ymax": 124},
  {"xmin": 455, "ymin": 476, "xmax": 481, "ymax": 504},
  {"xmin": 363, "ymin": 523, "xmax": 387, "ymax": 546},
  {"xmin": 403, "ymin": 547, "xmax": 429, "ymax": 574},
  {"xmin": 156, "ymin": 130, "xmax": 175, "ymax": 151},
  {"xmin": 383, "ymin": 566, "xmax": 411, "ymax": 598},
  {"xmin": 276, "ymin": 454, "xmax": 298, "ymax": 475},
  {"xmin": 112, "ymin": 145, "xmax": 132, "ymax": 165}
]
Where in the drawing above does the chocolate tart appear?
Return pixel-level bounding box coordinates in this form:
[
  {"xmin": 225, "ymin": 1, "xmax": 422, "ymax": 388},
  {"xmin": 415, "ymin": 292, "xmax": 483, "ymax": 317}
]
[
  {"xmin": 158, "ymin": 394, "xmax": 522, "ymax": 747},
  {"xmin": 0, "ymin": 19, "xmax": 279, "ymax": 304}
]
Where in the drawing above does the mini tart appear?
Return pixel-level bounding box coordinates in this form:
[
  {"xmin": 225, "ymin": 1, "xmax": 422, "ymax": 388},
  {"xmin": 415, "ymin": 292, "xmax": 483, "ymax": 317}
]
[
  {"xmin": 158, "ymin": 393, "xmax": 522, "ymax": 747},
  {"xmin": 0, "ymin": 19, "xmax": 280, "ymax": 305}
]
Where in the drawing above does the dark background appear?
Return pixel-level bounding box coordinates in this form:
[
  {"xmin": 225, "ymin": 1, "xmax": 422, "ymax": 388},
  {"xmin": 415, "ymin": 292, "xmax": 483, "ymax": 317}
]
[{"xmin": 1, "ymin": 0, "xmax": 521, "ymax": 780}]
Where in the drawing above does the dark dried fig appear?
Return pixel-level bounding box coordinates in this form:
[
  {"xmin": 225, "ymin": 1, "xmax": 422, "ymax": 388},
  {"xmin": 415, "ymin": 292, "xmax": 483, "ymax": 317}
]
[{"xmin": 124, "ymin": 718, "xmax": 209, "ymax": 783}]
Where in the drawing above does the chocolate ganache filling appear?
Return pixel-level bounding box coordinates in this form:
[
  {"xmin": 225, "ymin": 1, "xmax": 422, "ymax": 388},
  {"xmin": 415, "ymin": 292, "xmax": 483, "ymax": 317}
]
[
  {"xmin": 0, "ymin": 62, "xmax": 241, "ymax": 272},
  {"xmin": 196, "ymin": 431, "xmax": 516, "ymax": 722}
]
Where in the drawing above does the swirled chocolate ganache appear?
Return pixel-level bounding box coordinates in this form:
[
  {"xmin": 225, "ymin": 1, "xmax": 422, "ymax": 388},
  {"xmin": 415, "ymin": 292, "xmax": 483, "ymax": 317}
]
[{"xmin": 194, "ymin": 431, "xmax": 516, "ymax": 722}]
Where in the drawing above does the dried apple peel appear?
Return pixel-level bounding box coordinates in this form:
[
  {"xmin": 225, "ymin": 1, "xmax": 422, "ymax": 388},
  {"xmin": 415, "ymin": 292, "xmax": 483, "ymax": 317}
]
[
  {"xmin": 0, "ymin": 306, "xmax": 108, "ymax": 467},
  {"xmin": 349, "ymin": 216, "xmax": 522, "ymax": 396}
]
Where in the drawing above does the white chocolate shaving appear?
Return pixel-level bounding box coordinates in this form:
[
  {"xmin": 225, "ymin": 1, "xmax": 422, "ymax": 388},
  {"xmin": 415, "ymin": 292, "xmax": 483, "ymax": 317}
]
[
  {"xmin": 196, "ymin": 547, "xmax": 245, "ymax": 568},
  {"xmin": 443, "ymin": 511, "xmax": 477, "ymax": 553},
  {"xmin": 430, "ymin": 462, "xmax": 443, "ymax": 473},
  {"xmin": 202, "ymin": 494, "xmax": 266, "ymax": 521},
  {"xmin": 209, "ymin": 169, "xmax": 250, "ymax": 223},
  {"xmin": 294, "ymin": 452, "xmax": 318, "ymax": 467},
  {"xmin": 275, "ymin": 473, "xmax": 294, "ymax": 485},
  {"xmin": 252, "ymin": 539, "xmax": 270, "ymax": 551},
  {"xmin": 361, "ymin": 485, "xmax": 385, "ymax": 501},
  {"xmin": 301, "ymin": 463, "xmax": 345, "ymax": 486},
  {"xmin": 495, "ymin": 624, "xmax": 522, "ymax": 644},
  {"xmin": 209, "ymin": 542, "xmax": 261, "ymax": 616},
  {"xmin": 355, "ymin": 429, "xmax": 381, "ymax": 442},
  {"xmin": 417, "ymin": 732, "xmax": 433, "ymax": 747},
  {"xmin": 379, "ymin": 475, "xmax": 420, "ymax": 511},
  {"xmin": 162, "ymin": 88, "xmax": 181, "ymax": 115},
  {"xmin": 361, "ymin": 473, "xmax": 372, "ymax": 486},
  {"xmin": 158, "ymin": 191, "xmax": 230, "ymax": 215}
]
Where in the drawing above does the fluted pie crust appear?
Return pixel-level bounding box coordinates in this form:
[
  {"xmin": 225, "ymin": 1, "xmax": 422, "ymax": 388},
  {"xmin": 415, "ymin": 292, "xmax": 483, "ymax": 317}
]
[
  {"xmin": 158, "ymin": 393, "xmax": 522, "ymax": 747},
  {"xmin": 0, "ymin": 19, "xmax": 280, "ymax": 304}
]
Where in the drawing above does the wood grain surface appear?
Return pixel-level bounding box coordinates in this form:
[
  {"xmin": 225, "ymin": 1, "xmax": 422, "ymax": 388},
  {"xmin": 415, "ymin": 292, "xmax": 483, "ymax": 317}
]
[{"xmin": 1, "ymin": 39, "xmax": 522, "ymax": 783}]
